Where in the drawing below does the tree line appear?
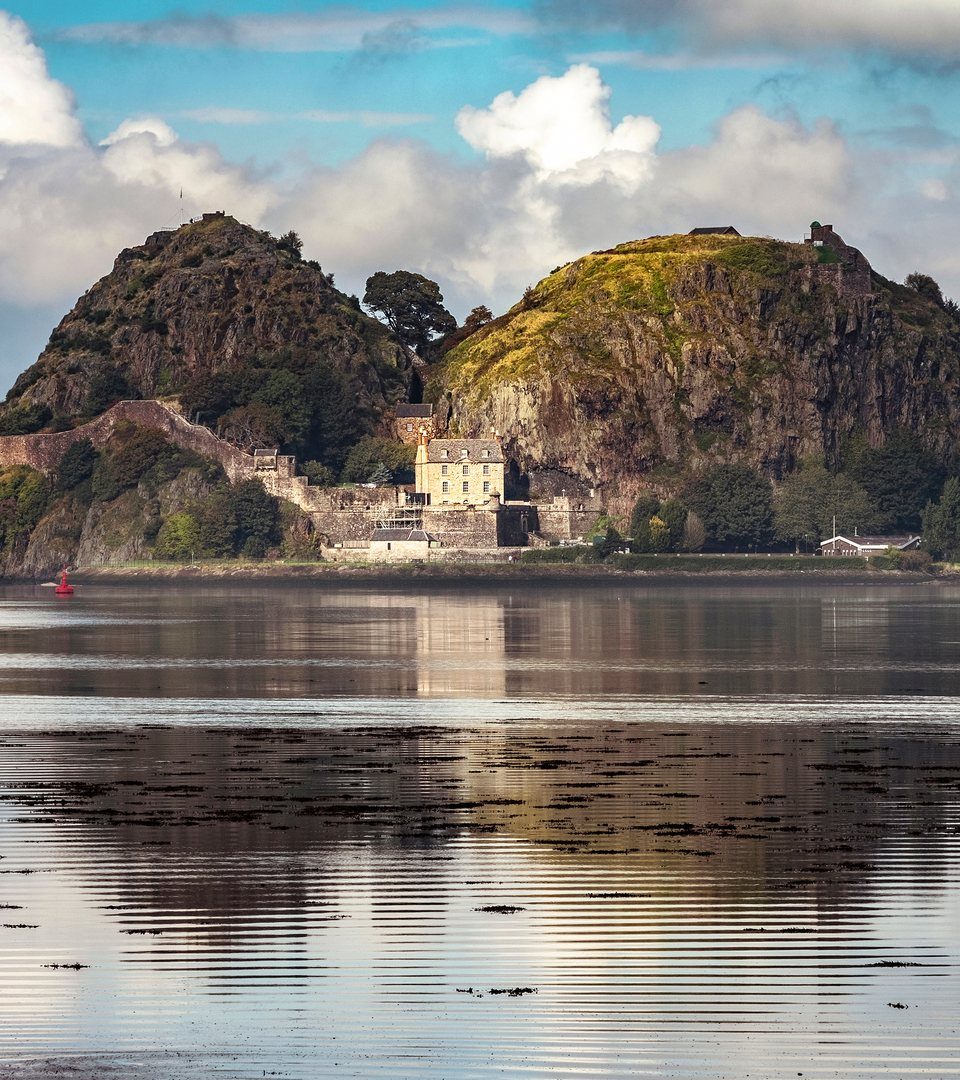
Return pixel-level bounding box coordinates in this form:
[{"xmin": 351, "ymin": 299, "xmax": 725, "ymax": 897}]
[{"xmin": 621, "ymin": 430, "xmax": 960, "ymax": 559}]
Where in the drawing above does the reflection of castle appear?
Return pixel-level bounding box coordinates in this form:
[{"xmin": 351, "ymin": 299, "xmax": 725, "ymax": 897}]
[{"xmin": 411, "ymin": 593, "xmax": 507, "ymax": 697}]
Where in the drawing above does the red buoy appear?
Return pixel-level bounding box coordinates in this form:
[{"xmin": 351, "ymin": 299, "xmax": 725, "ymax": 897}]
[{"xmin": 54, "ymin": 567, "xmax": 75, "ymax": 596}]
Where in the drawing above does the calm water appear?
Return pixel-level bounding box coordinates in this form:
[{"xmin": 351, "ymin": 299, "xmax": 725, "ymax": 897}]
[{"xmin": 0, "ymin": 580, "xmax": 958, "ymax": 1079}]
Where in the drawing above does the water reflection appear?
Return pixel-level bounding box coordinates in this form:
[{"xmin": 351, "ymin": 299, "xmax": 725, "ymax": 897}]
[
  {"xmin": 2, "ymin": 582, "xmax": 960, "ymax": 701},
  {"xmin": 0, "ymin": 583, "xmax": 958, "ymax": 1078}
]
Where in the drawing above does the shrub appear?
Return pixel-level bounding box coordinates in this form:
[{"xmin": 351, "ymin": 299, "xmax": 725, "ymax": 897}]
[
  {"xmin": 301, "ymin": 461, "xmax": 337, "ymax": 486},
  {"xmin": 341, "ymin": 437, "xmax": 415, "ymax": 484},
  {"xmin": 153, "ymin": 513, "xmax": 202, "ymax": 560},
  {"xmin": 57, "ymin": 439, "xmax": 99, "ymax": 491},
  {"xmin": 0, "ymin": 403, "xmax": 52, "ymax": 436}
]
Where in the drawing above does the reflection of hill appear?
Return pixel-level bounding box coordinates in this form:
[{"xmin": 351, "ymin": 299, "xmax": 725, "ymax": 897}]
[
  {"xmin": 3, "ymin": 721, "xmax": 958, "ymax": 946},
  {"xmin": 4, "ymin": 582, "xmax": 960, "ymax": 700}
]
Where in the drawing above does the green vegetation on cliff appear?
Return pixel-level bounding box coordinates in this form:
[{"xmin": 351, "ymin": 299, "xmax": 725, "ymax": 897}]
[
  {"xmin": 435, "ymin": 229, "xmax": 960, "ymax": 499},
  {"xmin": 1, "ymin": 215, "xmax": 409, "ymax": 473}
]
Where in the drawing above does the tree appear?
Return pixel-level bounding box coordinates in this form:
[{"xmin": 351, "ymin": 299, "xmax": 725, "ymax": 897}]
[
  {"xmin": 648, "ymin": 515, "xmax": 670, "ymax": 552},
  {"xmin": 252, "ymin": 370, "xmax": 311, "ymax": 449},
  {"xmin": 363, "ymin": 270, "xmax": 456, "ymax": 359},
  {"xmin": 685, "ymin": 464, "xmax": 774, "ymax": 550},
  {"xmin": 83, "ymin": 364, "xmax": 130, "ymax": 416},
  {"xmin": 463, "ymin": 305, "xmax": 493, "ymax": 333},
  {"xmin": 153, "ymin": 512, "xmax": 202, "ymax": 560},
  {"xmin": 219, "ymin": 403, "xmax": 286, "ymax": 452},
  {"xmin": 277, "ymin": 230, "xmax": 303, "ymax": 258},
  {"xmin": 56, "ymin": 439, "xmax": 99, "ymax": 491},
  {"xmin": 922, "ymin": 477, "xmax": 960, "ymax": 560},
  {"xmin": 341, "ymin": 437, "xmax": 415, "ymax": 484},
  {"xmin": 0, "ymin": 467, "xmax": 50, "ymax": 546},
  {"xmin": 0, "ymin": 403, "xmax": 51, "ymax": 436},
  {"xmin": 365, "ymin": 462, "xmax": 393, "ymax": 486},
  {"xmin": 179, "ymin": 370, "xmax": 238, "ymax": 425},
  {"xmin": 629, "ymin": 494, "xmax": 660, "ymax": 541},
  {"xmin": 905, "ymin": 272, "xmax": 943, "ymax": 307},
  {"xmin": 681, "ymin": 510, "xmax": 706, "ymax": 552},
  {"xmin": 659, "ymin": 499, "xmax": 688, "ymax": 550},
  {"xmin": 774, "ymin": 461, "xmax": 877, "ymax": 549},
  {"xmin": 846, "ymin": 430, "xmax": 943, "ymax": 531},
  {"xmin": 229, "ymin": 479, "xmax": 280, "ymax": 553}
]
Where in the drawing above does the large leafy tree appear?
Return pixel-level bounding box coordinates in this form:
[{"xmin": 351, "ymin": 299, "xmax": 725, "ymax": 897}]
[
  {"xmin": 922, "ymin": 477, "xmax": 960, "ymax": 560},
  {"xmin": 685, "ymin": 463, "xmax": 774, "ymax": 550},
  {"xmin": 363, "ymin": 270, "xmax": 456, "ymax": 359},
  {"xmin": 846, "ymin": 430, "xmax": 944, "ymax": 531},
  {"xmin": 774, "ymin": 461, "xmax": 877, "ymax": 549}
]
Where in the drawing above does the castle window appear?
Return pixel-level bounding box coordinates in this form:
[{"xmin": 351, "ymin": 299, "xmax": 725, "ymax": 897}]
[
  {"xmin": 462, "ymin": 481, "xmax": 469, "ymax": 494},
  {"xmin": 482, "ymin": 464, "xmax": 490, "ymax": 476},
  {"xmin": 441, "ymin": 448, "xmax": 448, "ymax": 459},
  {"xmin": 482, "ymin": 449, "xmax": 490, "ymax": 458},
  {"xmin": 460, "ymin": 448, "xmax": 468, "ymax": 458},
  {"xmin": 442, "ymin": 481, "xmax": 449, "ymax": 493},
  {"xmin": 462, "ymin": 464, "xmax": 469, "ymax": 476},
  {"xmin": 483, "ymin": 481, "xmax": 490, "ymax": 494},
  {"xmin": 406, "ymin": 423, "xmax": 413, "ymax": 432},
  {"xmin": 441, "ymin": 464, "xmax": 448, "ymax": 476}
]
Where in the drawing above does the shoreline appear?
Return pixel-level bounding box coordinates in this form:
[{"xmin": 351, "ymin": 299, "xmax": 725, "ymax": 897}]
[{"xmin": 4, "ymin": 558, "xmax": 949, "ymax": 589}]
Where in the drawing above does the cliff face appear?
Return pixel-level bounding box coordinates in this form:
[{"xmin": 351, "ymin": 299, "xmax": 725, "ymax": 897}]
[
  {"xmin": 435, "ymin": 231, "xmax": 960, "ymax": 502},
  {"xmin": 4, "ymin": 213, "xmax": 406, "ymax": 421}
]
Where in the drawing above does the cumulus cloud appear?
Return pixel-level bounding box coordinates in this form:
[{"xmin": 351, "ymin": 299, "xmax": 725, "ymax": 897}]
[
  {"xmin": 3, "ymin": 19, "xmax": 960, "ymax": 396},
  {"xmin": 0, "ymin": 17, "xmax": 272, "ymax": 316},
  {"xmin": 456, "ymin": 64, "xmax": 660, "ymax": 186},
  {"xmin": 540, "ymin": 0, "xmax": 960, "ymax": 66},
  {"xmin": 0, "ymin": 12, "xmax": 82, "ymax": 147}
]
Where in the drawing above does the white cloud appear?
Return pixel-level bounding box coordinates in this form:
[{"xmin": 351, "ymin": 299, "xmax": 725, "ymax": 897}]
[
  {"xmin": 456, "ymin": 64, "xmax": 660, "ymax": 187},
  {"xmin": 0, "ymin": 11, "xmax": 82, "ymax": 147},
  {"xmin": 541, "ymin": 0, "xmax": 960, "ymax": 66},
  {"xmin": 0, "ymin": 22, "xmax": 273, "ymax": 311},
  {"xmin": 99, "ymin": 117, "xmax": 178, "ymax": 147},
  {"xmin": 58, "ymin": 6, "xmax": 533, "ymax": 53},
  {"xmin": 3, "ymin": 29, "xmax": 960, "ymax": 398}
]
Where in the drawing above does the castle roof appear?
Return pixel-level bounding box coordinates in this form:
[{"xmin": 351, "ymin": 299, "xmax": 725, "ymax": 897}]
[
  {"xmin": 426, "ymin": 438, "xmax": 504, "ymax": 463},
  {"xmin": 371, "ymin": 528, "xmax": 434, "ymax": 543}
]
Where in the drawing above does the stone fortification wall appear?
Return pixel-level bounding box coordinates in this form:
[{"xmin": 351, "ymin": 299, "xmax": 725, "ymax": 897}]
[
  {"xmin": 534, "ymin": 495, "xmax": 604, "ymax": 541},
  {"xmin": 0, "ymin": 399, "xmax": 554, "ymax": 550},
  {"xmin": 0, "ymin": 400, "xmax": 254, "ymax": 479},
  {"xmin": 422, "ymin": 506, "xmax": 500, "ymax": 547},
  {"xmin": 0, "ymin": 399, "xmax": 403, "ymax": 525}
]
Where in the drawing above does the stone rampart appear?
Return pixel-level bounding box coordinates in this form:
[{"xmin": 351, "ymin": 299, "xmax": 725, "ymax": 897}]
[
  {"xmin": 0, "ymin": 400, "xmax": 254, "ymax": 479},
  {"xmin": 0, "ymin": 399, "xmax": 552, "ymax": 549}
]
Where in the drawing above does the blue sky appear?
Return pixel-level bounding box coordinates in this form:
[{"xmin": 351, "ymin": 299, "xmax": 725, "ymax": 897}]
[{"xmin": 3, "ymin": 1, "xmax": 960, "ymax": 391}]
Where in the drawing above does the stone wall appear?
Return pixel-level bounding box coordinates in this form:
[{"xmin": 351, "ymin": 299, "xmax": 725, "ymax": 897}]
[
  {"xmin": 421, "ymin": 505, "xmax": 501, "ymax": 547},
  {"xmin": 0, "ymin": 399, "xmax": 561, "ymax": 550},
  {"xmin": 0, "ymin": 400, "xmax": 254, "ymax": 478}
]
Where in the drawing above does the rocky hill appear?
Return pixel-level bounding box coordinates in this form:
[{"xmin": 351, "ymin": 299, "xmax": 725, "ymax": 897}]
[
  {"xmin": 1, "ymin": 212, "xmax": 408, "ymax": 459},
  {"xmin": 434, "ymin": 227, "xmax": 960, "ymax": 505}
]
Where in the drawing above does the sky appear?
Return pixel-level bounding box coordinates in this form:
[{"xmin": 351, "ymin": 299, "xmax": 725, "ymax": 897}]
[{"xmin": 3, "ymin": 1, "xmax": 960, "ymax": 393}]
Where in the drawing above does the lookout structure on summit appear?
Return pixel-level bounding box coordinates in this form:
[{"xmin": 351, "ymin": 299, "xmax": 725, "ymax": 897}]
[
  {"xmin": 803, "ymin": 221, "xmax": 873, "ymax": 297},
  {"xmin": 689, "ymin": 226, "xmax": 740, "ymax": 236}
]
